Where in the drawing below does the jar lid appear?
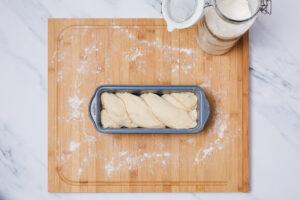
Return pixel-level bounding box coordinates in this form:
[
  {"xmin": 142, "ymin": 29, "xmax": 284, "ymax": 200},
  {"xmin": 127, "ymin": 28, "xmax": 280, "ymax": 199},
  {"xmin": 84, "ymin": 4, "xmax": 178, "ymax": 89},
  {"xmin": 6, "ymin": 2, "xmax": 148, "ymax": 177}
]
[{"xmin": 162, "ymin": 0, "xmax": 205, "ymax": 32}]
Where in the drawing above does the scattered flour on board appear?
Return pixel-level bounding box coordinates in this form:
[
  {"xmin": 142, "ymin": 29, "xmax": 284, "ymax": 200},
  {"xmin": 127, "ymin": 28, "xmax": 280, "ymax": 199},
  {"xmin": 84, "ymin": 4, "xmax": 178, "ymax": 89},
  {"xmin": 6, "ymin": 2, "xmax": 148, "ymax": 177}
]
[
  {"xmin": 81, "ymin": 26, "xmax": 89, "ymax": 36},
  {"xmin": 126, "ymin": 48, "xmax": 143, "ymax": 61},
  {"xmin": 58, "ymin": 153, "xmax": 72, "ymax": 165},
  {"xmin": 193, "ymin": 80, "xmax": 234, "ymax": 164},
  {"xmin": 104, "ymin": 151, "xmax": 173, "ymax": 177},
  {"xmin": 69, "ymin": 141, "xmax": 81, "ymax": 152},
  {"xmin": 83, "ymin": 133, "xmax": 96, "ymax": 143},
  {"xmin": 120, "ymin": 151, "xmax": 128, "ymax": 156},
  {"xmin": 77, "ymin": 60, "xmax": 89, "ymax": 74},
  {"xmin": 194, "ymin": 146, "xmax": 214, "ymax": 163},
  {"xmin": 143, "ymin": 153, "xmax": 149, "ymax": 157},
  {"xmin": 68, "ymin": 95, "xmax": 84, "ymax": 121},
  {"xmin": 79, "ymin": 129, "xmax": 97, "ymax": 157},
  {"xmin": 164, "ymin": 152, "xmax": 171, "ymax": 157},
  {"xmin": 105, "ymin": 158, "xmax": 118, "ymax": 176},
  {"xmin": 77, "ymin": 44, "xmax": 100, "ymax": 74},
  {"xmin": 135, "ymin": 64, "xmax": 146, "ymax": 74},
  {"xmin": 58, "ymin": 154, "xmax": 71, "ymax": 164},
  {"xmin": 172, "ymin": 64, "xmax": 180, "ymax": 73},
  {"xmin": 218, "ymin": 122, "xmax": 227, "ymax": 139},
  {"xmin": 56, "ymin": 71, "xmax": 63, "ymax": 82},
  {"xmin": 171, "ymin": 58, "xmax": 194, "ymax": 74},
  {"xmin": 77, "ymin": 168, "xmax": 83, "ymax": 176},
  {"xmin": 181, "ymin": 65, "xmax": 192, "ymax": 74},
  {"xmin": 77, "ymin": 157, "xmax": 89, "ymax": 177},
  {"xmin": 95, "ymin": 65, "xmax": 103, "ymax": 74},
  {"xmin": 122, "ymin": 29, "xmax": 135, "ymax": 39},
  {"xmin": 83, "ymin": 45, "xmax": 99, "ymax": 59},
  {"xmin": 57, "ymin": 27, "xmax": 242, "ymax": 176},
  {"xmin": 187, "ymin": 138, "xmax": 195, "ymax": 143},
  {"xmin": 50, "ymin": 51, "xmax": 57, "ymax": 64},
  {"xmin": 57, "ymin": 51, "xmax": 66, "ymax": 63},
  {"xmin": 51, "ymin": 50, "xmax": 69, "ymax": 64},
  {"xmin": 119, "ymin": 28, "xmax": 195, "ymax": 56},
  {"xmin": 91, "ymin": 32, "xmax": 95, "ymax": 39},
  {"xmin": 112, "ymin": 25, "xmax": 122, "ymax": 29}
]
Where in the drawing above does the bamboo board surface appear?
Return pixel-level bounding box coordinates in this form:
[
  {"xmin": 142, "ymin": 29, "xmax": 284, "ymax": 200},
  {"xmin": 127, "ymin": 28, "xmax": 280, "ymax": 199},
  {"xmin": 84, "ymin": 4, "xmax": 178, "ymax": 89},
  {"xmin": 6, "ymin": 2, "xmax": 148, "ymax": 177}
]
[{"xmin": 48, "ymin": 19, "xmax": 249, "ymax": 192}]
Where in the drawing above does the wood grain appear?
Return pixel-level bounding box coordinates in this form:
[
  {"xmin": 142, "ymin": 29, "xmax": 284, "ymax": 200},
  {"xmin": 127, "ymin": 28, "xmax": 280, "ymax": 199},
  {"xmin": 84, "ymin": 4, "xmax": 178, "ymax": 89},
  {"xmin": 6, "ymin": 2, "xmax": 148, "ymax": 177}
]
[{"xmin": 48, "ymin": 19, "xmax": 249, "ymax": 192}]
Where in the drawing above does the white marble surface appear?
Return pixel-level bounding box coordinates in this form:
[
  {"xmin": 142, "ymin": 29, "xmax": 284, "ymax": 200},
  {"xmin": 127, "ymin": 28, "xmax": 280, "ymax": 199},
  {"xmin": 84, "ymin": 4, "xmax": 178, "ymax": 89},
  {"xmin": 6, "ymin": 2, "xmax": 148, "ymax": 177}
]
[{"xmin": 0, "ymin": 0, "xmax": 300, "ymax": 199}]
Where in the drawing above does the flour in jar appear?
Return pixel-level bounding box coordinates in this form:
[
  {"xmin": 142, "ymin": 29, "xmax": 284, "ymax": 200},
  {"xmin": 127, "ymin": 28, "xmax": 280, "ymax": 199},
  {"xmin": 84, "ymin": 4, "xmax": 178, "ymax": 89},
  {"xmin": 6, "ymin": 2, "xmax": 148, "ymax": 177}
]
[{"xmin": 205, "ymin": 0, "xmax": 252, "ymax": 39}]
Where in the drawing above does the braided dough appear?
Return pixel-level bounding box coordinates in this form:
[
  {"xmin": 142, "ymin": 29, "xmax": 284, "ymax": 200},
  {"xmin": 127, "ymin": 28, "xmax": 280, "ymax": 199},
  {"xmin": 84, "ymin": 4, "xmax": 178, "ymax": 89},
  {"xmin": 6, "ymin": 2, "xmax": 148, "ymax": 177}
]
[{"xmin": 100, "ymin": 92, "xmax": 198, "ymax": 129}]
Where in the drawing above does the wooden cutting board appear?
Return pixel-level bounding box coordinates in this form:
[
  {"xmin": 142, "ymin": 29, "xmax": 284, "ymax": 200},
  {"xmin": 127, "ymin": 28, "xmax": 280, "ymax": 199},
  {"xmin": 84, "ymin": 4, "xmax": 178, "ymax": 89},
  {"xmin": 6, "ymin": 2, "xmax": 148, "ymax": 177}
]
[{"xmin": 48, "ymin": 19, "xmax": 249, "ymax": 192}]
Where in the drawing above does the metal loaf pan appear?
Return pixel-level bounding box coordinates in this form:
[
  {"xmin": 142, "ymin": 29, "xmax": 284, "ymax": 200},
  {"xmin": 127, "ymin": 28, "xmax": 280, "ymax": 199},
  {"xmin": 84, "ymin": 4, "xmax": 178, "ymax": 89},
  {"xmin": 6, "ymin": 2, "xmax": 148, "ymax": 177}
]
[{"xmin": 89, "ymin": 85, "xmax": 210, "ymax": 134}]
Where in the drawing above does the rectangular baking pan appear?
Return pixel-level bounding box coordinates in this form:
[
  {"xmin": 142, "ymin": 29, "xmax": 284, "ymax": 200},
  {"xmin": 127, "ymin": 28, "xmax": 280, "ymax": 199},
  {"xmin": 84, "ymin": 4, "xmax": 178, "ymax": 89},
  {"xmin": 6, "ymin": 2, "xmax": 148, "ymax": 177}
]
[{"xmin": 89, "ymin": 85, "xmax": 210, "ymax": 134}]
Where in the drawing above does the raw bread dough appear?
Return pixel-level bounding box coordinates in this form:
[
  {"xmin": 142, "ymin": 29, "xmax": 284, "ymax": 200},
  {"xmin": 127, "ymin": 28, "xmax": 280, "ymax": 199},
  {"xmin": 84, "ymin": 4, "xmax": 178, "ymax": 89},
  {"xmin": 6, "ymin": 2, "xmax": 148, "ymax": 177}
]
[
  {"xmin": 171, "ymin": 92, "xmax": 197, "ymax": 111},
  {"xmin": 162, "ymin": 94, "xmax": 187, "ymax": 110},
  {"xmin": 101, "ymin": 92, "xmax": 137, "ymax": 128},
  {"xmin": 100, "ymin": 92, "xmax": 198, "ymax": 129},
  {"xmin": 162, "ymin": 93, "xmax": 198, "ymax": 120},
  {"xmin": 189, "ymin": 110, "xmax": 198, "ymax": 121},
  {"xmin": 116, "ymin": 93, "xmax": 165, "ymax": 128},
  {"xmin": 101, "ymin": 110, "xmax": 121, "ymax": 128},
  {"xmin": 141, "ymin": 93, "xmax": 197, "ymax": 129}
]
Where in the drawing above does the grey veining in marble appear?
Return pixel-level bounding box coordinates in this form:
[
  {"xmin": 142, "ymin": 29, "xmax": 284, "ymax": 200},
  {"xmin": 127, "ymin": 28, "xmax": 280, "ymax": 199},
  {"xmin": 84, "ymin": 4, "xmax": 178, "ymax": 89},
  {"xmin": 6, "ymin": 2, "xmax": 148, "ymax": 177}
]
[{"xmin": 0, "ymin": 0, "xmax": 300, "ymax": 199}]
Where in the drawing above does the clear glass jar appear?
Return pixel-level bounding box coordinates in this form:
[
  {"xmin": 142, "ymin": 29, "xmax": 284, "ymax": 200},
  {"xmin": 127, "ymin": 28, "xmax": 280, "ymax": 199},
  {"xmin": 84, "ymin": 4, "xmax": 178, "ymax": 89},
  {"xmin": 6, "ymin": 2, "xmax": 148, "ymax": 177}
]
[{"xmin": 197, "ymin": 0, "xmax": 271, "ymax": 55}]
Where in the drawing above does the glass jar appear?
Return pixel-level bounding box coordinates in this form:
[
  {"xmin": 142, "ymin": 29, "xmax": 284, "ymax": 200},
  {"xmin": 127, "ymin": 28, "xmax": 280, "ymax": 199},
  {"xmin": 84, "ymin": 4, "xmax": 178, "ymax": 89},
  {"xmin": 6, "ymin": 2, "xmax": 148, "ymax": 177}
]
[
  {"xmin": 197, "ymin": 0, "xmax": 271, "ymax": 55},
  {"xmin": 162, "ymin": 0, "xmax": 272, "ymax": 55}
]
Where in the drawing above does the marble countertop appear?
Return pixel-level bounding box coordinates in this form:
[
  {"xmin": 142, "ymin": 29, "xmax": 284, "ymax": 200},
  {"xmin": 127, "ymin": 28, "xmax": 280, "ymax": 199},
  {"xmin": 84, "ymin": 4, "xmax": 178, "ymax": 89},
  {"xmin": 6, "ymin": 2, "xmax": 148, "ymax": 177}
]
[{"xmin": 0, "ymin": 0, "xmax": 300, "ymax": 199}]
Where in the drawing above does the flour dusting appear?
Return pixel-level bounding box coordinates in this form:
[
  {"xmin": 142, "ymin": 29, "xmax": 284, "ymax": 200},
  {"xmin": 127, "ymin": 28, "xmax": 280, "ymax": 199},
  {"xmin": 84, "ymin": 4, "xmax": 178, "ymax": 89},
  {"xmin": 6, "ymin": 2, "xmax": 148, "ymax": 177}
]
[
  {"xmin": 171, "ymin": 58, "xmax": 194, "ymax": 74},
  {"xmin": 57, "ymin": 26, "xmax": 242, "ymax": 177},
  {"xmin": 181, "ymin": 65, "xmax": 192, "ymax": 74},
  {"xmin": 172, "ymin": 64, "xmax": 179, "ymax": 73},
  {"xmin": 91, "ymin": 32, "xmax": 95, "ymax": 39},
  {"xmin": 76, "ymin": 157, "xmax": 89, "ymax": 177},
  {"xmin": 81, "ymin": 132, "xmax": 97, "ymax": 156},
  {"xmin": 126, "ymin": 48, "xmax": 143, "ymax": 61},
  {"xmin": 112, "ymin": 25, "xmax": 122, "ymax": 29},
  {"xmin": 187, "ymin": 138, "xmax": 195, "ymax": 143},
  {"xmin": 104, "ymin": 151, "xmax": 173, "ymax": 177},
  {"xmin": 119, "ymin": 28, "xmax": 196, "ymax": 56},
  {"xmin": 77, "ymin": 44, "xmax": 100, "ymax": 74},
  {"xmin": 56, "ymin": 71, "xmax": 63, "ymax": 82},
  {"xmin": 58, "ymin": 153, "xmax": 72, "ymax": 165},
  {"xmin": 164, "ymin": 152, "xmax": 171, "ymax": 157},
  {"xmin": 69, "ymin": 141, "xmax": 81, "ymax": 152},
  {"xmin": 50, "ymin": 51, "xmax": 57, "ymax": 64},
  {"xmin": 135, "ymin": 65, "xmax": 146, "ymax": 74},
  {"xmin": 95, "ymin": 65, "xmax": 103, "ymax": 74},
  {"xmin": 195, "ymin": 146, "xmax": 214, "ymax": 163},
  {"xmin": 57, "ymin": 51, "xmax": 66, "ymax": 62},
  {"xmin": 218, "ymin": 122, "xmax": 227, "ymax": 139},
  {"xmin": 77, "ymin": 168, "xmax": 83, "ymax": 176},
  {"xmin": 83, "ymin": 45, "xmax": 99, "ymax": 59},
  {"xmin": 68, "ymin": 95, "xmax": 84, "ymax": 121},
  {"xmin": 193, "ymin": 81, "xmax": 234, "ymax": 164},
  {"xmin": 77, "ymin": 60, "xmax": 88, "ymax": 74},
  {"xmin": 105, "ymin": 158, "xmax": 120, "ymax": 176}
]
